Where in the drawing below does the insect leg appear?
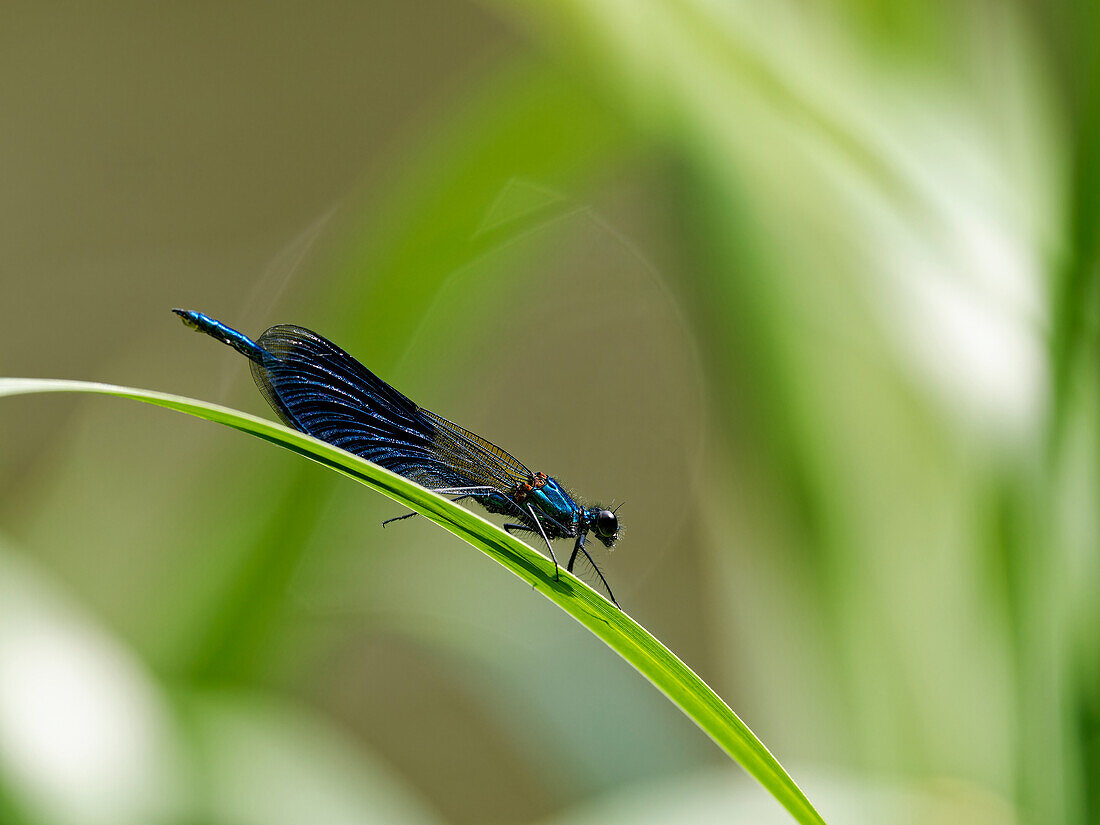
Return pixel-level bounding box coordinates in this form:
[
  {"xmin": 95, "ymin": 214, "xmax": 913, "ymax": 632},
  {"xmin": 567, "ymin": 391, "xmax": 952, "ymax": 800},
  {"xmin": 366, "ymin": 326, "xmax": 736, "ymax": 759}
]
[
  {"xmin": 503, "ymin": 523, "xmax": 535, "ymax": 535},
  {"xmin": 525, "ymin": 503, "xmax": 560, "ymax": 580},
  {"xmin": 568, "ymin": 532, "xmax": 619, "ymax": 609},
  {"xmin": 381, "ymin": 493, "xmax": 483, "ymax": 527},
  {"xmin": 567, "ymin": 531, "xmax": 586, "ymax": 571},
  {"xmin": 431, "ymin": 486, "xmax": 499, "ymax": 496}
]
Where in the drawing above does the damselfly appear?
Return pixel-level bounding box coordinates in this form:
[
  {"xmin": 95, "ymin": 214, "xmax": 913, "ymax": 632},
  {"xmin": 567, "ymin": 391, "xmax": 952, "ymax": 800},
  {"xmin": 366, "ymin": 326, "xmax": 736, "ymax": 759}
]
[{"xmin": 174, "ymin": 309, "xmax": 621, "ymax": 606}]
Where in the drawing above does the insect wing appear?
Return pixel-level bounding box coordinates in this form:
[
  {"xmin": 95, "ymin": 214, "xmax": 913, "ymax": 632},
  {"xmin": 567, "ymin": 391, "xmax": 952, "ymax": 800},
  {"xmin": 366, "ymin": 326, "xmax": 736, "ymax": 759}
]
[
  {"xmin": 251, "ymin": 325, "xmax": 439, "ymax": 477},
  {"xmin": 251, "ymin": 325, "xmax": 531, "ymax": 493},
  {"xmin": 419, "ymin": 409, "xmax": 532, "ymax": 491}
]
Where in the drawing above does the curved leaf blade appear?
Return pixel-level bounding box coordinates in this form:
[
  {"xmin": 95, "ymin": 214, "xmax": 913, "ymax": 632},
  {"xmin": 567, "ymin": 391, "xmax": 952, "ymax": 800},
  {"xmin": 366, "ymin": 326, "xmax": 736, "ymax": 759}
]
[{"xmin": 0, "ymin": 377, "xmax": 826, "ymax": 825}]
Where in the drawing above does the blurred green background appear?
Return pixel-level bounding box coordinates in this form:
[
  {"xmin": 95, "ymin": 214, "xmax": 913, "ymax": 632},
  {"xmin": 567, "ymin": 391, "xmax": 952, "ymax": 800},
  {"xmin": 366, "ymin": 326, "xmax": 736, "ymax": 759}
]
[{"xmin": 0, "ymin": 2, "xmax": 1097, "ymax": 823}]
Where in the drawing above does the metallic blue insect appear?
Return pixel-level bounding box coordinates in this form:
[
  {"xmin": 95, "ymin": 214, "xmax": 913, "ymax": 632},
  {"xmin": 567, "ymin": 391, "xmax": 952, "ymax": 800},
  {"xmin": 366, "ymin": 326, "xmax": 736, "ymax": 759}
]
[{"xmin": 174, "ymin": 309, "xmax": 621, "ymax": 606}]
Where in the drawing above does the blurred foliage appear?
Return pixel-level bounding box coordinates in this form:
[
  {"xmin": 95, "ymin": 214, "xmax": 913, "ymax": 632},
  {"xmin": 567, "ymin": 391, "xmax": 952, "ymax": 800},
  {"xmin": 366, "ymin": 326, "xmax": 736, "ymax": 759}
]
[{"xmin": 1, "ymin": 1, "xmax": 1098, "ymax": 824}]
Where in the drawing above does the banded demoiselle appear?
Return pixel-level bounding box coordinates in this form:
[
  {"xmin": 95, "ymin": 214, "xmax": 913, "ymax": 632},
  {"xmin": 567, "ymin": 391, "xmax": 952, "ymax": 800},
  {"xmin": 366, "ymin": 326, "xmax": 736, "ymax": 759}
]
[{"xmin": 174, "ymin": 309, "xmax": 621, "ymax": 606}]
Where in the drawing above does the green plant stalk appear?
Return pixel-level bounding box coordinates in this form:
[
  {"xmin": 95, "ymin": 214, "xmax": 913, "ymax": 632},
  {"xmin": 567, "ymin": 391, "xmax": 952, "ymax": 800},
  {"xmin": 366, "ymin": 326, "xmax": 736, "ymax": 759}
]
[{"xmin": 0, "ymin": 377, "xmax": 826, "ymax": 825}]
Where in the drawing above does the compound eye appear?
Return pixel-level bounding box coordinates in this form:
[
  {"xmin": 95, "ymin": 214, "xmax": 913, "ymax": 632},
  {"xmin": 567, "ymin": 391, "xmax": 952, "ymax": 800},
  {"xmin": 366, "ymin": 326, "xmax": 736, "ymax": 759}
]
[{"xmin": 595, "ymin": 509, "xmax": 618, "ymax": 538}]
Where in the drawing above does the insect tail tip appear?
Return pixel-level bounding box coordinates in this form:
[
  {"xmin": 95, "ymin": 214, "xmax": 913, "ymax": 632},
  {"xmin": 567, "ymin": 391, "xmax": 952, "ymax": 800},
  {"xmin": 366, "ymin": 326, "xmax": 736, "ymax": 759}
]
[{"xmin": 172, "ymin": 308, "xmax": 197, "ymax": 325}]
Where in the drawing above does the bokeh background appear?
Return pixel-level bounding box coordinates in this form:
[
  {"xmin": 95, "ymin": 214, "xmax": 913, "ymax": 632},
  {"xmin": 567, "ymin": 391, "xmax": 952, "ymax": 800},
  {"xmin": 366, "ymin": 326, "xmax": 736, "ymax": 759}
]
[{"xmin": 1, "ymin": 2, "xmax": 1097, "ymax": 824}]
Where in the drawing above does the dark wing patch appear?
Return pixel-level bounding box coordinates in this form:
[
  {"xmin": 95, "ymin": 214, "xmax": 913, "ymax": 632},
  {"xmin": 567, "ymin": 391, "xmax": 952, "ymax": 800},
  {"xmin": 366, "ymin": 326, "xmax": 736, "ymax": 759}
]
[{"xmin": 251, "ymin": 324, "xmax": 532, "ymax": 493}]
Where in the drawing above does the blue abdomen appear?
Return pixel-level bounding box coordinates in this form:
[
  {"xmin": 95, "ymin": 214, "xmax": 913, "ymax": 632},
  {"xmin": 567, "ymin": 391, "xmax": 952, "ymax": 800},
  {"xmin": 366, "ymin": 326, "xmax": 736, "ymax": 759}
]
[{"xmin": 173, "ymin": 309, "xmax": 270, "ymax": 364}]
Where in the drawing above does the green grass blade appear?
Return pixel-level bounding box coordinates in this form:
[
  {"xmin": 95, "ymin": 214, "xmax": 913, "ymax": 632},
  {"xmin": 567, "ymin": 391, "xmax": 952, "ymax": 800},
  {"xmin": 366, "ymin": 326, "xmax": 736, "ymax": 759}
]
[{"xmin": 0, "ymin": 377, "xmax": 826, "ymax": 825}]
